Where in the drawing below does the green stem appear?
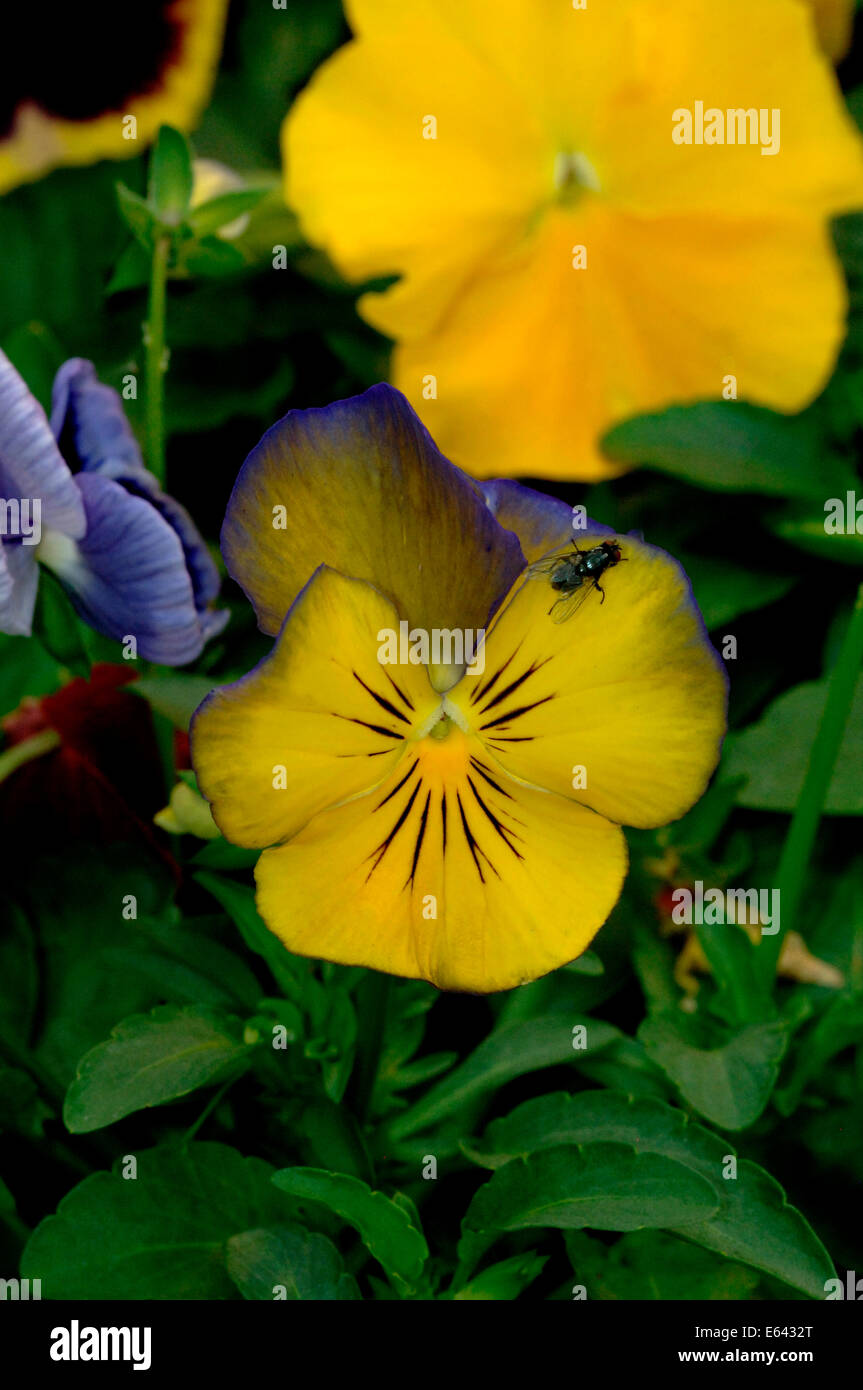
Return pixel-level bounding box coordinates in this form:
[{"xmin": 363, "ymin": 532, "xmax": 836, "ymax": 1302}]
[
  {"xmin": 0, "ymin": 728, "xmax": 61, "ymax": 787},
  {"xmin": 759, "ymin": 584, "xmax": 863, "ymax": 984},
  {"xmin": 145, "ymin": 232, "xmax": 170, "ymax": 485},
  {"xmin": 181, "ymin": 1077, "xmax": 235, "ymax": 1147}
]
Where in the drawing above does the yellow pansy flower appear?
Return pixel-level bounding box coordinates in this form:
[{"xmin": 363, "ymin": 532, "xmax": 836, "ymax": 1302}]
[
  {"xmin": 0, "ymin": 0, "xmax": 227, "ymax": 195},
  {"xmin": 283, "ymin": 0, "xmax": 863, "ymax": 481},
  {"xmin": 191, "ymin": 385, "xmax": 727, "ymax": 992}
]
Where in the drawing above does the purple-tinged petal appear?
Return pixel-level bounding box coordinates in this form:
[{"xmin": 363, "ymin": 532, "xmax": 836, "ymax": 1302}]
[
  {"xmin": 480, "ymin": 478, "xmax": 615, "ymax": 563},
  {"xmin": 38, "ymin": 474, "xmax": 205, "ymax": 666},
  {"xmin": 222, "ymin": 383, "xmax": 526, "ymax": 637},
  {"xmin": 50, "ymin": 358, "xmax": 147, "ymax": 476},
  {"xmin": 0, "ymin": 542, "xmax": 39, "ymax": 636},
  {"xmin": 0, "ymin": 351, "xmax": 86, "ymax": 539},
  {"xmin": 50, "ymin": 357, "xmax": 224, "ymax": 624}
]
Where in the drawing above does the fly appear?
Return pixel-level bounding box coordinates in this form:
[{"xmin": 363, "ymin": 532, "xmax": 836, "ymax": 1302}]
[{"xmin": 526, "ymin": 538, "xmax": 626, "ymax": 622}]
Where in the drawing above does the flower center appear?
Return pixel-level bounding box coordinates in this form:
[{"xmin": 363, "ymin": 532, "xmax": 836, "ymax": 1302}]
[{"xmin": 553, "ymin": 150, "xmax": 601, "ymax": 202}]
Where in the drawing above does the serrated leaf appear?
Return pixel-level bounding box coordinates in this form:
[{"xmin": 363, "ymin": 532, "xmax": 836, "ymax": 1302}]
[
  {"xmin": 225, "ymin": 1225, "xmax": 360, "ymax": 1300},
  {"xmin": 465, "ymin": 1142, "xmax": 719, "ymax": 1235},
  {"xmin": 638, "ymin": 1012, "xmax": 788, "ymax": 1130},
  {"xmin": 21, "ymin": 1142, "xmax": 303, "ymax": 1299},
  {"xmin": 63, "ymin": 1005, "xmax": 253, "ymax": 1133},
  {"xmin": 271, "ymin": 1168, "xmax": 428, "ymax": 1295},
  {"xmin": 464, "ymin": 1090, "xmax": 834, "ymax": 1298}
]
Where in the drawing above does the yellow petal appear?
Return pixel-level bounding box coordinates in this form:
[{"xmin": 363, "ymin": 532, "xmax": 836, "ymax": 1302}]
[
  {"xmin": 284, "ymin": 29, "xmax": 547, "ymax": 334},
  {"xmin": 191, "ymin": 567, "xmax": 439, "ymax": 848},
  {"xmin": 393, "ymin": 207, "xmax": 848, "ymax": 479},
  {"xmin": 221, "ymin": 384, "xmax": 524, "ymax": 636},
  {"xmin": 255, "ymin": 723, "xmax": 626, "ymax": 993},
  {"xmin": 448, "ymin": 534, "xmax": 727, "ymax": 828}
]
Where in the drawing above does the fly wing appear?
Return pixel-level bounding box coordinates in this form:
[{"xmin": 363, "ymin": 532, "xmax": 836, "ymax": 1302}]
[
  {"xmin": 548, "ymin": 579, "xmax": 597, "ymax": 623},
  {"xmin": 525, "ymin": 544, "xmax": 581, "ymax": 580}
]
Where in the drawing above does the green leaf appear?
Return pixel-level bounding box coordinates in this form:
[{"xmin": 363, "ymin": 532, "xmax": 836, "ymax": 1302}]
[
  {"xmin": 464, "ymin": 1142, "xmax": 719, "ymax": 1234},
  {"xmin": 31, "ymin": 569, "xmax": 90, "ymax": 676},
  {"xmin": 271, "ymin": 1169, "xmax": 428, "ymax": 1296},
  {"xmin": 194, "ymin": 871, "xmax": 306, "ymax": 999},
  {"xmin": 464, "ymin": 1090, "xmax": 834, "ymax": 1298},
  {"xmin": 638, "ymin": 1012, "xmax": 788, "ymax": 1130},
  {"xmin": 453, "ymin": 1252, "xmax": 547, "ymax": 1300},
  {"xmin": 680, "ymin": 550, "xmax": 795, "ymax": 629},
  {"xmin": 602, "ymin": 402, "xmax": 853, "ymax": 500},
  {"xmin": 775, "ymin": 993, "xmax": 863, "ymax": 1115},
  {"xmin": 766, "ymin": 500, "xmax": 863, "ymax": 567},
  {"xmin": 148, "ymin": 126, "xmax": 193, "ymax": 226},
  {"xmin": 115, "ymin": 182, "xmax": 158, "ymax": 250},
  {"xmin": 722, "ymin": 677, "xmax": 863, "ymax": 814},
  {"xmin": 693, "ymin": 917, "xmax": 768, "ymax": 1026},
  {"xmin": 225, "ymin": 1225, "xmax": 360, "ymax": 1300},
  {"xmin": 188, "ymin": 189, "xmax": 268, "ymax": 240},
  {"xmin": 184, "ymin": 236, "xmax": 246, "ymax": 278},
  {"xmin": 565, "ymin": 1229, "xmax": 760, "ymax": 1300},
  {"xmin": 106, "ymin": 240, "xmax": 151, "ymax": 295},
  {"xmin": 388, "ymin": 1013, "xmax": 621, "ymax": 1141},
  {"xmin": 133, "ymin": 672, "xmax": 216, "ymax": 729},
  {"xmin": 21, "ymin": 1142, "xmax": 305, "ymax": 1298},
  {"xmin": 63, "ymin": 1005, "xmax": 254, "ymax": 1133}
]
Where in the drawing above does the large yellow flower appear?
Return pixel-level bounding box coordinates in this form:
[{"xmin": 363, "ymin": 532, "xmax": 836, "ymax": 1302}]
[
  {"xmin": 283, "ymin": 0, "xmax": 863, "ymax": 481},
  {"xmin": 0, "ymin": 0, "xmax": 227, "ymax": 195},
  {"xmin": 191, "ymin": 386, "xmax": 727, "ymax": 992}
]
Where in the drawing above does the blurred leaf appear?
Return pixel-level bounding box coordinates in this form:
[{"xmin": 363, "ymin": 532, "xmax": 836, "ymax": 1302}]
[
  {"xmin": 464, "ymin": 1090, "xmax": 834, "ymax": 1297},
  {"xmin": 602, "ymin": 402, "xmax": 853, "ymax": 499},
  {"xmin": 63, "ymin": 1004, "xmax": 253, "ymax": 1133},
  {"xmin": 680, "ymin": 550, "xmax": 795, "ymax": 629},
  {"xmin": 766, "ymin": 499, "xmax": 863, "ymax": 566},
  {"xmin": 225, "ymin": 1224, "xmax": 360, "ymax": 1300},
  {"xmin": 115, "ymin": 183, "xmax": 158, "ymax": 251},
  {"xmin": 190, "ymin": 839, "xmax": 260, "ymax": 871},
  {"xmin": 149, "ymin": 126, "xmax": 193, "ymax": 227},
  {"xmin": 464, "ymin": 1142, "xmax": 718, "ymax": 1235},
  {"xmin": 638, "ymin": 1012, "xmax": 788, "ymax": 1130},
  {"xmin": 272, "ymin": 1168, "xmax": 428, "ymax": 1295},
  {"xmin": 0, "ymin": 1067, "xmax": 51, "ymax": 1139},
  {"xmin": 188, "ymin": 189, "xmax": 268, "ymax": 240},
  {"xmin": 21, "ymin": 1142, "xmax": 303, "ymax": 1298},
  {"xmin": 133, "ymin": 672, "xmax": 215, "ymax": 728},
  {"xmin": 184, "ymin": 236, "xmax": 246, "ymax": 278},
  {"xmin": 106, "ymin": 240, "xmax": 151, "ymax": 296},
  {"xmin": 723, "ymin": 676, "xmax": 863, "ymax": 814}
]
